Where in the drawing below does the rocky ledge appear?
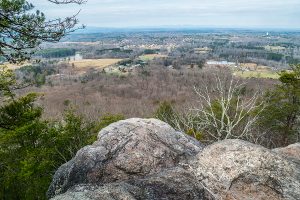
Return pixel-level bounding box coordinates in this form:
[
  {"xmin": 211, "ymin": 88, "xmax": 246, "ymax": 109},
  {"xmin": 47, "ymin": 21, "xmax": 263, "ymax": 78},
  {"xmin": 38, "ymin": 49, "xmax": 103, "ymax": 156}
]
[{"xmin": 48, "ymin": 118, "xmax": 300, "ymax": 200}]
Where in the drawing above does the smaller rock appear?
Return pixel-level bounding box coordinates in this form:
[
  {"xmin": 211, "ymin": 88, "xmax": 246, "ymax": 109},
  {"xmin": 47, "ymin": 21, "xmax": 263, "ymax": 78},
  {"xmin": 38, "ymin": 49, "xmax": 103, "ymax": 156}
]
[
  {"xmin": 190, "ymin": 139, "xmax": 300, "ymax": 200},
  {"xmin": 273, "ymin": 143, "xmax": 300, "ymax": 163}
]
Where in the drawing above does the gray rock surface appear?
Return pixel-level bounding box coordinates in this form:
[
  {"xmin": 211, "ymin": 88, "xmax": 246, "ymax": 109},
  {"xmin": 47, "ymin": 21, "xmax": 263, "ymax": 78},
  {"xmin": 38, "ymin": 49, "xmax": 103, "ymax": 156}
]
[
  {"xmin": 51, "ymin": 167, "xmax": 214, "ymax": 200},
  {"xmin": 49, "ymin": 118, "xmax": 300, "ymax": 200},
  {"xmin": 191, "ymin": 139, "xmax": 300, "ymax": 200},
  {"xmin": 273, "ymin": 143, "xmax": 300, "ymax": 163},
  {"xmin": 48, "ymin": 118, "xmax": 203, "ymax": 198}
]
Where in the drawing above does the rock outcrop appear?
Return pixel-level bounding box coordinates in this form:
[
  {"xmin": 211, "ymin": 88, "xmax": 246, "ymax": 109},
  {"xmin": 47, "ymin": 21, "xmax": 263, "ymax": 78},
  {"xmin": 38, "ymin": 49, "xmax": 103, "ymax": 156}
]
[
  {"xmin": 51, "ymin": 167, "xmax": 214, "ymax": 200},
  {"xmin": 48, "ymin": 118, "xmax": 204, "ymax": 198},
  {"xmin": 48, "ymin": 118, "xmax": 300, "ymax": 200}
]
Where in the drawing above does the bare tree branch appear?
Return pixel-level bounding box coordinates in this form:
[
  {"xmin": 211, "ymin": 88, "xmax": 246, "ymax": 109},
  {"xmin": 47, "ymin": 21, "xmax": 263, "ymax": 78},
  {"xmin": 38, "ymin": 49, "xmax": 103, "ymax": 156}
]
[
  {"xmin": 191, "ymin": 74, "xmax": 265, "ymax": 142},
  {"xmin": 0, "ymin": 0, "xmax": 86, "ymax": 63}
]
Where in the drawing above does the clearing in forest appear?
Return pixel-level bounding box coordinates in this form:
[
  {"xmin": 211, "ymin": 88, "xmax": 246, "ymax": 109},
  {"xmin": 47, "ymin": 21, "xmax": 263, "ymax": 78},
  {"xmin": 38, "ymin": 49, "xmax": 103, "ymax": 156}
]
[
  {"xmin": 69, "ymin": 59, "xmax": 123, "ymax": 70},
  {"xmin": 139, "ymin": 54, "xmax": 168, "ymax": 61}
]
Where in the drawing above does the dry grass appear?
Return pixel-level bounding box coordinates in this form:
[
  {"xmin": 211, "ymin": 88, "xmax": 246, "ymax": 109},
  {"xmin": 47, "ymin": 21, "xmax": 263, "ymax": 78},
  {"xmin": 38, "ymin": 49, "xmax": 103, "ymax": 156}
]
[
  {"xmin": 139, "ymin": 54, "xmax": 168, "ymax": 61},
  {"xmin": 232, "ymin": 64, "xmax": 279, "ymax": 79},
  {"xmin": 69, "ymin": 59, "xmax": 123, "ymax": 70},
  {"xmin": 194, "ymin": 47, "xmax": 212, "ymax": 54},
  {"xmin": 264, "ymin": 45, "xmax": 286, "ymax": 51},
  {"xmin": 0, "ymin": 62, "xmax": 31, "ymax": 70},
  {"xmin": 234, "ymin": 70, "xmax": 279, "ymax": 79}
]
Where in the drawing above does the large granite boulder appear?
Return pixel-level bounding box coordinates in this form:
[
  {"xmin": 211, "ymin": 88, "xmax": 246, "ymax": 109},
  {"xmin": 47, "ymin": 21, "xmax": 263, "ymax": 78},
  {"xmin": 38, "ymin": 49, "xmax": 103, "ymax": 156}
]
[
  {"xmin": 49, "ymin": 118, "xmax": 300, "ymax": 200},
  {"xmin": 191, "ymin": 139, "xmax": 300, "ymax": 200},
  {"xmin": 48, "ymin": 118, "xmax": 203, "ymax": 198}
]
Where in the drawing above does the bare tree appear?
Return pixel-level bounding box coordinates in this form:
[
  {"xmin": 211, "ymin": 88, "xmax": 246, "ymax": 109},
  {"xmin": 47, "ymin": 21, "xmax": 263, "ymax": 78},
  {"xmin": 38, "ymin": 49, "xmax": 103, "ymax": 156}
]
[{"xmin": 190, "ymin": 74, "xmax": 265, "ymax": 142}]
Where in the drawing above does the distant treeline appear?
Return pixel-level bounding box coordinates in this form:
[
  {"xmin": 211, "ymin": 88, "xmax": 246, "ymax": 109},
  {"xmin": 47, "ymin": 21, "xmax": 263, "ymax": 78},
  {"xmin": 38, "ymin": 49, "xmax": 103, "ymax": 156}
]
[
  {"xmin": 219, "ymin": 52, "xmax": 285, "ymax": 62},
  {"xmin": 144, "ymin": 49, "xmax": 159, "ymax": 54},
  {"xmin": 35, "ymin": 48, "xmax": 76, "ymax": 58},
  {"xmin": 96, "ymin": 48, "xmax": 133, "ymax": 54}
]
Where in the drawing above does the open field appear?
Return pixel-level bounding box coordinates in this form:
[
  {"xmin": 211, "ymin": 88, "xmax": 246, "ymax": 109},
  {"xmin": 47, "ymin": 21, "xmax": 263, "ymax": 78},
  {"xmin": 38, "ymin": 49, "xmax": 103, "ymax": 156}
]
[
  {"xmin": 69, "ymin": 59, "xmax": 123, "ymax": 70},
  {"xmin": 234, "ymin": 70, "xmax": 279, "ymax": 79},
  {"xmin": 139, "ymin": 54, "xmax": 168, "ymax": 61},
  {"xmin": 0, "ymin": 62, "xmax": 31, "ymax": 70},
  {"xmin": 231, "ymin": 63, "xmax": 279, "ymax": 79},
  {"xmin": 264, "ymin": 45, "xmax": 286, "ymax": 51},
  {"xmin": 194, "ymin": 47, "xmax": 212, "ymax": 54}
]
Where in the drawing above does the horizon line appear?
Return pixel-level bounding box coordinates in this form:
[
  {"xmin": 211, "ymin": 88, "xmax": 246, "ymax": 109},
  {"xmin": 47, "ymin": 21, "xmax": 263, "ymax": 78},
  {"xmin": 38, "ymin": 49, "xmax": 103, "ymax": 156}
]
[{"xmin": 73, "ymin": 26, "xmax": 300, "ymax": 34}]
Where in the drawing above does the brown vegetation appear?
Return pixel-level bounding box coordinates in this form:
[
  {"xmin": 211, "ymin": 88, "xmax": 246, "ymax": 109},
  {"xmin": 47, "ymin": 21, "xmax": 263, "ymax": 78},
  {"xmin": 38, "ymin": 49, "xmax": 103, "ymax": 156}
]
[
  {"xmin": 68, "ymin": 59, "xmax": 123, "ymax": 70},
  {"xmin": 18, "ymin": 65, "xmax": 276, "ymax": 121}
]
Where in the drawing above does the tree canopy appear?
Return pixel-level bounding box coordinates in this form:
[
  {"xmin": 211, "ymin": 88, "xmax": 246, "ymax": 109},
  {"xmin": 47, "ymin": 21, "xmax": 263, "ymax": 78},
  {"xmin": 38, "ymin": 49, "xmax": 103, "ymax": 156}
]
[
  {"xmin": 0, "ymin": 0, "xmax": 85, "ymax": 63},
  {"xmin": 257, "ymin": 65, "xmax": 300, "ymax": 147}
]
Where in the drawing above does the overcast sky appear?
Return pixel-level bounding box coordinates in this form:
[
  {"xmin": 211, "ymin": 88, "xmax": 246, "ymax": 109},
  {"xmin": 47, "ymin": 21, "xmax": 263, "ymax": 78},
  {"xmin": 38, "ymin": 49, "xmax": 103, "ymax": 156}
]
[{"xmin": 28, "ymin": 0, "xmax": 300, "ymax": 29}]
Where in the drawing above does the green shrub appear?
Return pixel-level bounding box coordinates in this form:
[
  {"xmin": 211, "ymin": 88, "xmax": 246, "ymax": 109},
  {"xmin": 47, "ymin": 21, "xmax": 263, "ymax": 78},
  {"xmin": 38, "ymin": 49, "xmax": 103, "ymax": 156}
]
[
  {"xmin": 0, "ymin": 91, "xmax": 125, "ymax": 199},
  {"xmin": 154, "ymin": 101, "xmax": 179, "ymax": 129}
]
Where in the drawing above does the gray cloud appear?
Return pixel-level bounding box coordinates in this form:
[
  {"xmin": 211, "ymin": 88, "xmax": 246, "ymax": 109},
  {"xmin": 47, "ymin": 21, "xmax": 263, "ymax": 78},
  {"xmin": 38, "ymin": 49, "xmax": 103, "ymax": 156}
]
[{"xmin": 28, "ymin": 0, "xmax": 300, "ymax": 28}]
